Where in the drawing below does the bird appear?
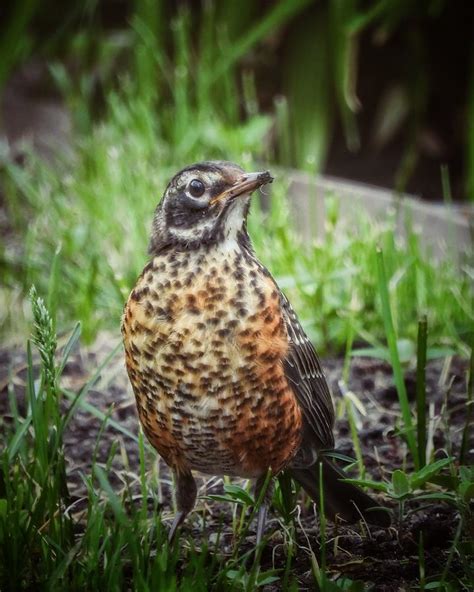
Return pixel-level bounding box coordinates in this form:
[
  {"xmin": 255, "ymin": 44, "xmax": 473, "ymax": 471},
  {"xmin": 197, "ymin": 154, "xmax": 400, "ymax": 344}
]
[{"xmin": 122, "ymin": 160, "xmax": 390, "ymax": 542}]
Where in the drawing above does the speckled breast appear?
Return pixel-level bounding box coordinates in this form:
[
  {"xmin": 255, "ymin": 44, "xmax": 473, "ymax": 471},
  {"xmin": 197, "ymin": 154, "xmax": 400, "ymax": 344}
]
[{"xmin": 122, "ymin": 246, "xmax": 302, "ymax": 478}]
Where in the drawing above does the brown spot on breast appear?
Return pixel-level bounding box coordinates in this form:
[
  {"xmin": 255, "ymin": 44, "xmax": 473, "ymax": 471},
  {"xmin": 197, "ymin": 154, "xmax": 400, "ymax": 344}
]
[
  {"xmin": 229, "ymin": 381, "xmax": 302, "ymax": 476},
  {"xmin": 136, "ymin": 395, "xmax": 187, "ymax": 472},
  {"xmin": 123, "ymin": 249, "xmax": 302, "ymax": 479}
]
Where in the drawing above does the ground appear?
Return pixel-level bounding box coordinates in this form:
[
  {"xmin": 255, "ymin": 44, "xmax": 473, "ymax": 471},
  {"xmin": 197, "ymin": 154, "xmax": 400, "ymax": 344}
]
[{"xmin": 0, "ymin": 333, "xmax": 470, "ymax": 591}]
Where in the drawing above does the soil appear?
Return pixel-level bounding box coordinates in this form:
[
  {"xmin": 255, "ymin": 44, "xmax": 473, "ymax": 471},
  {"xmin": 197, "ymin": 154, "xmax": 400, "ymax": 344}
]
[{"xmin": 0, "ymin": 333, "xmax": 471, "ymax": 591}]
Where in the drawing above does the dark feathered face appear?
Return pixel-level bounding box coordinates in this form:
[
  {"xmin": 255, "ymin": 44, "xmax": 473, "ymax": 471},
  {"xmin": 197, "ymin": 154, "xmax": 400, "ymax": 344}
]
[{"xmin": 149, "ymin": 161, "xmax": 273, "ymax": 252}]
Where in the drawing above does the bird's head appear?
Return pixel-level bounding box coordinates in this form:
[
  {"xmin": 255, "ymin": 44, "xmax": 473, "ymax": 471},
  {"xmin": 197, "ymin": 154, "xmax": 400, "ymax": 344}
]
[{"xmin": 149, "ymin": 161, "xmax": 273, "ymax": 253}]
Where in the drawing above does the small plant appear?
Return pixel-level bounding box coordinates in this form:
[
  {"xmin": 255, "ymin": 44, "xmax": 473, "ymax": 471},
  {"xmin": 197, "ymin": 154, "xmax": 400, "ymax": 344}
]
[
  {"xmin": 344, "ymin": 456, "xmax": 472, "ymax": 520},
  {"xmin": 0, "ymin": 286, "xmax": 74, "ymax": 589}
]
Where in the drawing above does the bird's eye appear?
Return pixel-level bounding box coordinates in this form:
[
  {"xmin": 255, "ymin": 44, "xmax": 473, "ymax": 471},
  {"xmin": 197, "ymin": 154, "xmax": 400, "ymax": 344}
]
[{"xmin": 188, "ymin": 179, "xmax": 206, "ymax": 198}]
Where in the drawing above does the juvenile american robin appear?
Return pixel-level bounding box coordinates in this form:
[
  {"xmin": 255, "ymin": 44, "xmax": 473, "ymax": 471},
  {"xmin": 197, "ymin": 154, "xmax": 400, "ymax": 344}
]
[{"xmin": 122, "ymin": 161, "xmax": 389, "ymax": 541}]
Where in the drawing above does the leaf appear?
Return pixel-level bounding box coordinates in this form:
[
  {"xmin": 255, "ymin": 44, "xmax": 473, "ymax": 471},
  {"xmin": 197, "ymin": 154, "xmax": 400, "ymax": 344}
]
[
  {"xmin": 94, "ymin": 465, "xmax": 127, "ymax": 525},
  {"xmin": 459, "ymin": 482, "xmax": 474, "ymax": 501},
  {"xmin": 413, "ymin": 493, "xmax": 456, "ymax": 502},
  {"xmin": 7, "ymin": 415, "xmax": 33, "ymax": 462},
  {"xmin": 57, "ymin": 322, "xmax": 82, "ymax": 377},
  {"xmin": 459, "ymin": 466, "xmax": 474, "ymax": 482},
  {"xmin": 225, "ymin": 570, "xmax": 240, "ymax": 580},
  {"xmin": 256, "ymin": 572, "xmax": 280, "ymax": 586},
  {"xmin": 391, "ymin": 470, "xmax": 410, "ymax": 498},
  {"xmin": 203, "ymin": 495, "xmax": 245, "ymax": 506},
  {"xmin": 323, "ymin": 451, "xmax": 357, "ymax": 464},
  {"xmin": 342, "ymin": 478, "xmax": 389, "ymax": 493},
  {"xmin": 428, "ymin": 475, "xmax": 459, "ymax": 490},
  {"xmin": 410, "ymin": 457, "xmax": 454, "ymax": 489},
  {"xmin": 223, "ymin": 484, "xmax": 255, "ymax": 506}
]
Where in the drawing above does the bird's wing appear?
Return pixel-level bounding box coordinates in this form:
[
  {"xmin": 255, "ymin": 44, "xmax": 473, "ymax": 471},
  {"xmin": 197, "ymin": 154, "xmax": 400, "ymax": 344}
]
[{"xmin": 281, "ymin": 295, "xmax": 335, "ymax": 450}]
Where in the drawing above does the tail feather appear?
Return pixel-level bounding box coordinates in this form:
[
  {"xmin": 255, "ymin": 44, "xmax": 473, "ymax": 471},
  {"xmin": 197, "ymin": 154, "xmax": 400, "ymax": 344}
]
[{"xmin": 289, "ymin": 458, "xmax": 391, "ymax": 527}]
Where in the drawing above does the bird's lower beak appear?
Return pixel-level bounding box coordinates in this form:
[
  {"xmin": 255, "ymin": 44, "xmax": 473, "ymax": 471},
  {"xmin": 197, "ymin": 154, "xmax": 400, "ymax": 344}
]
[{"xmin": 210, "ymin": 171, "xmax": 273, "ymax": 205}]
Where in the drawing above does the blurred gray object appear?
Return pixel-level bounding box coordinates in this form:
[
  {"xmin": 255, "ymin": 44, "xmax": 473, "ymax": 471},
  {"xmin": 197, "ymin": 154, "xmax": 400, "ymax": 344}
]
[{"xmin": 283, "ymin": 169, "xmax": 473, "ymax": 259}]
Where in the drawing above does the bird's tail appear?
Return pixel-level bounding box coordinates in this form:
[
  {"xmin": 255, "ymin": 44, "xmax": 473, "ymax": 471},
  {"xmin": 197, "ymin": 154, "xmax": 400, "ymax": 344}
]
[{"xmin": 289, "ymin": 458, "xmax": 391, "ymax": 527}]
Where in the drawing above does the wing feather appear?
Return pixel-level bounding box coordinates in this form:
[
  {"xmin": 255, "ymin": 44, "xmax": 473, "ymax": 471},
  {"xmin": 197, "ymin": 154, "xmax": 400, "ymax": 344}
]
[{"xmin": 281, "ymin": 295, "xmax": 335, "ymax": 450}]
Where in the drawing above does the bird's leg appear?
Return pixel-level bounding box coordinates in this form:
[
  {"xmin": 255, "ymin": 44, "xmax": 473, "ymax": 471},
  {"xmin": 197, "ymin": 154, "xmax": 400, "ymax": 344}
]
[
  {"xmin": 168, "ymin": 511, "xmax": 185, "ymax": 543},
  {"xmin": 256, "ymin": 504, "xmax": 267, "ymax": 547},
  {"xmin": 168, "ymin": 470, "xmax": 197, "ymax": 543},
  {"xmin": 253, "ymin": 471, "xmax": 274, "ymax": 546}
]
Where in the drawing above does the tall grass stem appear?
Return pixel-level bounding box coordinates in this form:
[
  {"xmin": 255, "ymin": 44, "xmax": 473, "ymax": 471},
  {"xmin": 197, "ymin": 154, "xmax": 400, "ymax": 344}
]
[
  {"xmin": 376, "ymin": 247, "xmax": 419, "ymax": 468},
  {"xmin": 416, "ymin": 315, "xmax": 428, "ymax": 468}
]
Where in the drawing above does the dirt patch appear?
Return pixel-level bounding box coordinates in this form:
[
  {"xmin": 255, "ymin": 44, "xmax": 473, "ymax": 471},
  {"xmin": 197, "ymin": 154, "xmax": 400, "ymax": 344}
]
[{"xmin": 0, "ymin": 333, "xmax": 471, "ymax": 590}]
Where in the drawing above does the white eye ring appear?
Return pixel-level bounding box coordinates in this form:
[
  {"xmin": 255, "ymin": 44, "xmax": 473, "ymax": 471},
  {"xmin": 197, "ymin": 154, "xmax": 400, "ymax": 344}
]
[{"xmin": 187, "ymin": 178, "xmax": 206, "ymax": 198}]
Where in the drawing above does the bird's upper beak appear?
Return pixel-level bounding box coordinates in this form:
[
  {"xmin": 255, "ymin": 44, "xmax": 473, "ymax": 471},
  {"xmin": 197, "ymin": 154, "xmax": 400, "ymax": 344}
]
[{"xmin": 210, "ymin": 171, "xmax": 273, "ymax": 206}]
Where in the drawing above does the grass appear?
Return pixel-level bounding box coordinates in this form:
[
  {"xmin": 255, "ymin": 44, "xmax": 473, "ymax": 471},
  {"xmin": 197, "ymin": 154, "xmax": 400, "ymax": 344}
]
[
  {"xmin": 2, "ymin": 2, "xmax": 474, "ymax": 198},
  {"xmin": 2, "ymin": 138, "xmax": 472, "ymax": 353},
  {"xmin": 1, "ymin": 175, "xmax": 473, "ymax": 589},
  {"xmin": 2, "ymin": 291, "xmax": 471, "ymax": 590},
  {"xmin": 0, "ymin": 290, "xmax": 284, "ymax": 591},
  {"xmin": 376, "ymin": 246, "xmax": 418, "ymax": 467},
  {"xmin": 1, "ymin": 1, "xmax": 472, "ymax": 350},
  {"xmin": 416, "ymin": 315, "xmax": 428, "ymax": 468}
]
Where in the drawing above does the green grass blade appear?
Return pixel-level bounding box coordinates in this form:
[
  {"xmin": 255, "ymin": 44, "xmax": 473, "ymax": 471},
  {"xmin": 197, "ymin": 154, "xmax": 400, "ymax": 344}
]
[
  {"xmin": 62, "ymin": 388, "xmax": 140, "ymax": 445},
  {"xmin": 209, "ymin": 0, "xmax": 311, "ymax": 85},
  {"xmin": 409, "ymin": 457, "xmax": 454, "ymax": 489},
  {"xmin": 60, "ymin": 341, "xmax": 122, "ymax": 432},
  {"xmin": 57, "ymin": 322, "xmax": 82, "ymax": 377},
  {"xmin": 416, "ymin": 315, "xmax": 428, "ymax": 468},
  {"xmin": 460, "ymin": 334, "xmax": 473, "ymax": 464},
  {"xmin": 7, "ymin": 415, "xmax": 33, "ymax": 462},
  {"xmin": 376, "ymin": 247, "xmax": 418, "ymax": 468},
  {"xmin": 46, "ymin": 245, "xmax": 62, "ymax": 331}
]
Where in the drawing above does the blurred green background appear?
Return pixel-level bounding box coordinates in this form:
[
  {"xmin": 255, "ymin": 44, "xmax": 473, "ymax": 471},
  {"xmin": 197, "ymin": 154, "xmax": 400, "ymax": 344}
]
[
  {"xmin": 1, "ymin": 0, "xmax": 473, "ymax": 198},
  {"xmin": 0, "ymin": 0, "xmax": 472, "ymax": 352}
]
